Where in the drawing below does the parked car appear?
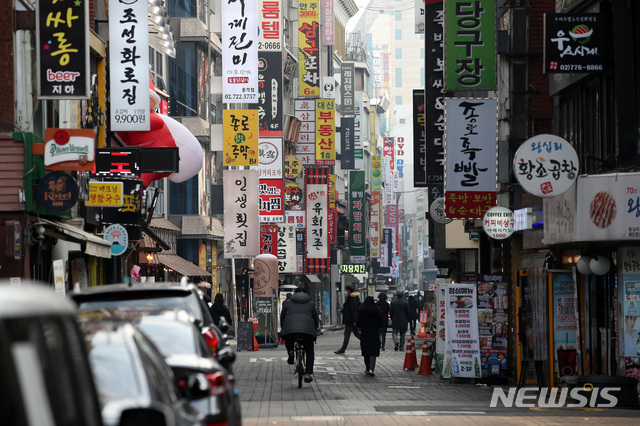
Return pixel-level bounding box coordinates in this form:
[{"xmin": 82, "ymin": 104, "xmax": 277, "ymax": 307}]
[
  {"xmin": 0, "ymin": 282, "xmax": 160, "ymax": 426},
  {"xmin": 70, "ymin": 282, "xmax": 234, "ymax": 370},
  {"xmin": 79, "ymin": 317, "xmax": 206, "ymax": 426},
  {"xmin": 135, "ymin": 310, "xmax": 242, "ymax": 426}
]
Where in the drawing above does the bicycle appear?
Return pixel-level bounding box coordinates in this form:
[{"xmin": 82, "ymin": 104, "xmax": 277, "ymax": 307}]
[{"xmin": 294, "ymin": 335, "xmax": 306, "ymax": 388}]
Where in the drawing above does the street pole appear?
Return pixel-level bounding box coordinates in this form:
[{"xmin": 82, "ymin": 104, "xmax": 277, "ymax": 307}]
[{"xmin": 231, "ymin": 258, "xmax": 238, "ymax": 339}]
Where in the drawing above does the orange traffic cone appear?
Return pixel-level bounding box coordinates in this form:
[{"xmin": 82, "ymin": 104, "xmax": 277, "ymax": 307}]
[
  {"xmin": 410, "ymin": 336, "xmax": 418, "ymax": 367},
  {"xmin": 403, "ymin": 341, "xmax": 416, "ymax": 371},
  {"xmin": 417, "ymin": 343, "xmax": 433, "ymax": 375},
  {"xmin": 417, "ymin": 322, "xmax": 428, "ymax": 339},
  {"xmin": 253, "ymin": 333, "xmax": 259, "ymax": 351}
]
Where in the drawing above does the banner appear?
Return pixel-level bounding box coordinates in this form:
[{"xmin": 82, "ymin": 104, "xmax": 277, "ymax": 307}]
[
  {"xmin": 444, "ymin": 98, "xmax": 497, "ymax": 219},
  {"xmin": 340, "ymin": 117, "xmax": 355, "ymax": 169},
  {"xmin": 341, "ymin": 63, "xmax": 355, "ymax": 116},
  {"xmin": 315, "ymin": 99, "xmax": 335, "ymax": 165},
  {"xmin": 259, "ymin": 178, "xmax": 284, "ymax": 222},
  {"xmin": 256, "ymin": 51, "xmax": 283, "ymax": 135},
  {"xmin": 223, "ymin": 110, "xmax": 259, "ymax": 166},
  {"xmin": 370, "ymin": 191, "xmax": 381, "ymax": 258},
  {"xmin": 298, "ymin": 0, "xmax": 320, "ymax": 97},
  {"xmin": 37, "ymin": 0, "xmax": 90, "ymax": 99},
  {"xmin": 446, "ymin": 283, "xmax": 481, "ymax": 378},
  {"xmin": 277, "ymin": 225, "xmax": 298, "ymax": 273},
  {"xmin": 322, "ymin": 0, "xmax": 334, "ymax": 45},
  {"xmin": 436, "ymin": 283, "xmax": 447, "ymax": 375},
  {"xmin": 349, "ymin": 170, "xmax": 366, "ymax": 263},
  {"xmin": 260, "ymin": 224, "xmax": 278, "ymax": 255},
  {"xmin": 222, "ymin": 0, "xmax": 258, "ymax": 103},
  {"xmin": 223, "ymin": 170, "xmax": 260, "ymax": 258},
  {"xmin": 445, "ymin": 0, "xmax": 496, "ymax": 90},
  {"xmin": 425, "ymin": 1, "xmax": 445, "ymax": 186},
  {"xmin": 354, "ymin": 93, "xmax": 365, "ymax": 169},
  {"xmin": 413, "ymin": 89, "xmax": 427, "ymax": 187},
  {"xmin": 305, "ymin": 167, "xmax": 329, "ymax": 259}
]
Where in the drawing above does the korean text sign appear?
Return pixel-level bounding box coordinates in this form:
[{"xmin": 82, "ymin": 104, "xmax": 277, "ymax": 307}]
[
  {"xmin": 445, "ymin": 283, "xmax": 482, "ymax": 378},
  {"xmin": 349, "ymin": 171, "xmax": 366, "ymax": 263},
  {"xmin": 223, "ymin": 110, "xmax": 259, "ymax": 166},
  {"xmin": 224, "ymin": 170, "xmax": 259, "ymax": 258},
  {"xmin": 36, "ymin": 0, "xmax": 90, "ymax": 99},
  {"xmin": 445, "ymin": 0, "xmax": 496, "ymax": 90},
  {"xmin": 425, "ymin": 1, "xmax": 445, "ymax": 185},
  {"xmin": 298, "ymin": 0, "xmax": 320, "ymax": 97},
  {"xmin": 444, "ymin": 98, "xmax": 498, "ymax": 219},
  {"xmin": 315, "ymin": 99, "xmax": 335, "ymax": 165},
  {"xmin": 258, "ymin": 0, "xmax": 282, "ymax": 51},
  {"xmin": 305, "ymin": 167, "xmax": 329, "ymax": 259},
  {"xmin": 222, "ymin": 0, "xmax": 259, "ymax": 103},
  {"xmin": 108, "ymin": 0, "xmax": 150, "ymax": 131}
]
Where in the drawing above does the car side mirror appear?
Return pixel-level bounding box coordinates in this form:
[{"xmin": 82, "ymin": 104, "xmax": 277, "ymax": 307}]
[
  {"xmin": 185, "ymin": 373, "xmax": 210, "ymax": 400},
  {"xmin": 217, "ymin": 346, "xmax": 236, "ymax": 368},
  {"xmin": 119, "ymin": 407, "xmax": 167, "ymax": 426},
  {"xmin": 218, "ymin": 316, "xmax": 229, "ymax": 333}
]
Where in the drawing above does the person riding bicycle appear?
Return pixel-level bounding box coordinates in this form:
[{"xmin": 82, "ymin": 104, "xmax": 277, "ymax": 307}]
[{"xmin": 280, "ymin": 286, "xmax": 319, "ymax": 383}]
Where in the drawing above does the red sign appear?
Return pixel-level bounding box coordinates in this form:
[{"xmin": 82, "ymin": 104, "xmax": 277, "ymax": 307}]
[
  {"xmin": 328, "ymin": 211, "xmax": 337, "ymax": 244},
  {"xmin": 260, "ymin": 224, "xmax": 278, "ymax": 255},
  {"xmin": 259, "ymin": 179, "xmax": 284, "ymax": 222},
  {"xmin": 284, "ymin": 182, "xmax": 303, "ymax": 206}
]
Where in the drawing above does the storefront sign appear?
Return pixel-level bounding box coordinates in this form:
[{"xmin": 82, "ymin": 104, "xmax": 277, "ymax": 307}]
[
  {"xmin": 514, "ymin": 134, "xmax": 578, "ymax": 198},
  {"xmin": 104, "ymin": 224, "xmax": 128, "ymax": 256},
  {"xmin": 444, "ymin": 98, "xmax": 498, "ymax": 219},
  {"xmin": 544, "ymin": 13, "xmax": 606, "ymax": 74},
  {"xmin": 445, "ymin": 283, "xmax": 481, "ymax": 378},
  {"xmin": 224, "ymin": 170, "xmax": 260, "ymax": 258},
  {"xmin": 482, "ymin": 206, "xmax": 514, "ymax": 240},
  {"xmin": 306, "ymin": 167, "xmax": 329, "ymax": 259},
  {"xmin": 425, "ymin": 1, "xmax": 445, "ymax": 186},
  {"xmin": 576, "ymin": 173, "xmax": 640, "ymax": 241},
  {"xmin": 86, "ymin": 181, "xmax": 123, "ymax": 207},
  {"xmin": 43, "ymin": 129, "xmax": 95, "ymax": 170},
  {"xmin": 340, "ymin": 117, "xmax": 355, "ymax": 169},
  {"xmin": 36, "ymin": 0, "xmax": 90, "ymax": 99},
  {"xmin": 543, "ymin": 182, "xmax": 576, "ymax": 245},
  {"xmin": 477, "ymin": 275, "xmax": 508, "ymax": 377},
  {"xmin": 37, "ymin": 171, "xmax": 78, "ymax": 213},
  {"xmin": 413, "ymin": 89, "xmax": 427, "ymax": 187},
  {"xmin": 284, "ymin": 155, "xmax": 302, "ymax": 178},
  {"xmin": 277, "ymin": 225, "xmax": 297, "ymax": 273},
  {"xmin": 258, "ymin": 0, "xmax": 282, "ymax": 51},
  {"xmin": 259, "ymin": 224, "xmax": 278, "ymax": 255},
  {"xmin": 222, "ymin": 0, "xmax": 258, "ymax": 103},
  {"xmin": 223, "ymin": 110, "xmax": 259, "ymax": 166},
  {"xmin": 284, "ymin": 182, "xmax": 303, "ymax": 207},
  {"xmin": 429, "ymin": 197, "xmax": 453, "ymax": 224},
  {"xmin": 259, "ymin": 178, "xmax": 284, "ymax": 222},
  {"xmin": 354, "ymin": 93, "xmax": 364, "ymax": 170},
  {"xmin": 85, "ymin": 180, "xmax": 142, "ymax": 226},
  {"xmin": 370, "ymin": 191, "xmax": 381, "ymax": 259},
  {"xmin": 315, "ymin": 99, "xmax": 335, "ymax": 165},
  {"xmin": 341, "ymin": 63, "xmax": 355, "ymax": 116},
  {"xmin": 294, "ymin": 99, "xmax": 316, "ymax": 165},
  {"xmin": 257, "ymin": 137, "xmax": 283, "ymax": 178},
  {"xmin": 551, "ymin": 272, "xmax": 578, "ymax": 381},
  {"xmin": 256, "ymin": 51, "xmax": 283, "ymax": 135},
  {"xmin": 284, "ymin": 210, "xmax": 305, "ymax": 228},
  {"xmin": 349, "ymin": 170, "xmax": 366, "ymax": 263},
  {"xmin": 298, "ymin": 0, "xmax": 320, "ymax": 97},
  {"xmin": 322, "ymin": 0, "xmax": 334, "ymax": 45}
]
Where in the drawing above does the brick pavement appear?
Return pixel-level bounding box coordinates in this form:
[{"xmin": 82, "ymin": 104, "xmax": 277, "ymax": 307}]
[{"xmin": 229, "ymin": 327, "xmax": 640, "ymax": 425}]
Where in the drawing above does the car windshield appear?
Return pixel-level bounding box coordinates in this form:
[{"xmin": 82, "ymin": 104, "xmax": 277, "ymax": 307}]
[
  {"xmin": 137, "ymin": 320, "xmax": 198, "ymax": 356},
  {"xmin": 78, "ymin": 292, "xmax": 205, "ymax": 324}
]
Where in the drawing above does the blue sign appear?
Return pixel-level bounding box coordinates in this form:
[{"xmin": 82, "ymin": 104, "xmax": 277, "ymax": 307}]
[{"xmin": 37, "ymin": 171, "xmax": 78, "ymax": 213}]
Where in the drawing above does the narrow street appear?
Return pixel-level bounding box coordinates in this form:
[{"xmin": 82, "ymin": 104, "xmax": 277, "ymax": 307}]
[{"xmin": 232, "ymin": 329, "xmax": 640, "ymax": 425}]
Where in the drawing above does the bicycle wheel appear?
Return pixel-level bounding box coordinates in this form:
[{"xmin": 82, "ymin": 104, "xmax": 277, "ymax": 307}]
[{"xmin": 296, "ymin": 348, "xmax": 304, "ymax": 388}]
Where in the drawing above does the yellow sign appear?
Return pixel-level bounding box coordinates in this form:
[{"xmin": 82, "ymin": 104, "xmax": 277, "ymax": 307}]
[
  {"xmin": 284, "ymin": 155, "xmax": 302, "ymax": 178},
  {"xmin": 330, "ymin": 174, "xmax": 336, "ymax": 209},
  {"xmin": 298, "ymin": 0, "xmax": 320, "ymax": 97},
  {"xmin": 223, "ymin": 110, "xmax": 259, "ymax": 166},
  {"xmin": 86, "ymin": 181, "xmax": 123, "ymax": 206},
  {"xmin": 315, "ymin": 99, "xmax": 335, "ymax": 165},
  {"xmin": 371, "ymin": 155, "xmax": 382, "ymax": 190}
]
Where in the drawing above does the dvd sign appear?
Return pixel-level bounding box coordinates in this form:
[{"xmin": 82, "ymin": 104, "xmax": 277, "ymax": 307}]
[{"xmin": 544, "ymin": 13, "xmax": 606, "ymax": 73}]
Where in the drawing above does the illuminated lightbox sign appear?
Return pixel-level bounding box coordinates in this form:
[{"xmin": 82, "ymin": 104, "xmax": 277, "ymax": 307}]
[{"xmin": 341, "ymin": 264, "xmax": 366, "ymax": 274}]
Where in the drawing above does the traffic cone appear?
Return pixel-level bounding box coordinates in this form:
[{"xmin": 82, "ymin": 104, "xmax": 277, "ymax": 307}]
[
  {"xmin": 417, "ymin": 343, "xmax": 433, "ymax": 375},
  {"xmin": 410, "ymin": 335, "xmax": 418, "ymax": 367},
  {"xmin": 417, "ymin": 322, "xmax": 428, "ymax": 339},
  {"xmin": 253, "ymin": 333, "xmax": 259, "ymax": 351},
  {"xmin": 403, "ymin": 342, "xmax": 416, "ymax": 371}
]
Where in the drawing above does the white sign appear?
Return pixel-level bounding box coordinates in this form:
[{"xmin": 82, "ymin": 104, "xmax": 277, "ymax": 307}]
[
  {"xmin": 429, "ymin": 197, "xmax": 453, "ymax": 224},
  {"xmin": 543, "ymin": 182, "xmax": 576, "ymax": 245},
  {"xmin": 445, "ymin": 283, "xmax": 482, "ymax": 378},
  {"xmin": 257, "ymin": 137, "xmax": 283, "ymax": 178},
  {"xmin": 222, "ymin": 0, "xmax": 259, "ymax": 103},
  {"xmin": 53, "ymin": 259, "xmax": 65, "ymax": 295},
  {"xmin": 224, "ymin": 170, "xmax": 260, "ymax": 258},
  {"xmin": 277, "ymin": 225, "xmax": 297, "ymax": 273},
  {"xmin": 104, "ymin": 224, "xmax": 128, "ymax": 256},
  {"xmin": 482, "ymin": 206, "xmax": 514, "ymax": 240},
  {"xmin": 415, "ymin": 0, "xmax": 425, "ymax": 33},
  {"xmin": 513, "ymin": 207, "xmax": 533, "ymax": 231},
  {"xmin": 576, "ymin": 172, "xmax": 640, "ymax": 241},
  {"xmin": 258, "ymin": 0, "xmax": 282, "ymax": 51},
  {"xmin": 513, "ymin": 134, "xmax": 578, "ymax": 198},
  {"xmin": 44, "ymin": 132, "xmax": 95, "ymax": 166},
  {"xmin": 108, "ymin": 0, "xmax": 150, "ymax": 131},
  {"xmin": 321, "ymin": 76, "xmax": 335, "ymax": 99}
]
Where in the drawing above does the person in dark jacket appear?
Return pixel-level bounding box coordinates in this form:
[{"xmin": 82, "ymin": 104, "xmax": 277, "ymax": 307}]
[
  {"xmin": 357, "ymin": 296, "xmax": 385, "ymax": 376},
  {"xmin": 280, "ymin": 287, "xmax": 319, "ymax": 383},
  {"xmin": 210, "ymin": 293, "xmax": 232, "ymax": 327},
  {"xmin": 334, "ymin": 284, "xmax": 361, "ymax": 354},
  {"xmin": 375, "ymin": 292, "xmax": 390, "ymax": 351},
  {"xmin": 407, "ymin": 295, "xmax": 420, "ymax": 335},
  {"xmin": 390, "ymin": 290, "xmax": 410, "ymax": 351}
]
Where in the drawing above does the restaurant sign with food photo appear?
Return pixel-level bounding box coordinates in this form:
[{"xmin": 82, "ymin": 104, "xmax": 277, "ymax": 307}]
[{"xmin": 575, "ymin": 172, "xmax": 640, "ymax": 241}]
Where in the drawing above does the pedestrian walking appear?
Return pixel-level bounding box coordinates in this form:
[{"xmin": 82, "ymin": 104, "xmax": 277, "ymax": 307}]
[
  {"xmin": 210, "ymin": 293, "xmax": 233, "ymax": 328},
  {"xmin": 334, "ymin": 284, "xmax": 361, "ymax": 354},
  {"xmin": 375, "ymin": 292, "xmax": 390, "ymax": 351},
  {"xmin": 356, "ymin": 296, "xmax": 385, "ymax": 376},
  {"xmin": 390, "ymin": 289, "xmax": 410, "ymax": 351},
  {"xmin": 408, "ymin": 295, "xmax": 420, "ymax": 335}
]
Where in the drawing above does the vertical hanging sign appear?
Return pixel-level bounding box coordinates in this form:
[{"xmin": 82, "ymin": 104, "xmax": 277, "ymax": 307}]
[
  {"xmin": 413, "ymin": 89, "xmax": 427, "ymax": 187},
  {"xmin": 259, "ymin": 224, "xmax": 278, "ymax": 255},
  {"xmin": 223, "ymin": 170, "xmax": 260, "ymax": 258},
  {"xmin": 349, "ymin": 170, "xmax": 366, "ymax": 263},
  {"xmin": 341, "ymin": 63, "xmax": 355, "ymax": 116},
  {"xmin": 315, "ymin": 99, "xmax": 335, "ymax": 165},
  {"xmin": 298, "ymin": 0, "xmax": 320, "ymax": 97},
  {"xmin": 370, "ymin": 191, "xmax": 381, "ymax": 259},
  {"xmin": 322, "ymin": 0, "xmax": 334, "ymax": 45},
  {"xmin": 294, "ymin": 99, "xmax": 316, "ymax": 165},
  {"xmin": 107, "ymin": 0, "xmax": 150, "ymax": 130},
  {"xmin": 258, "ymin": 0, "xmax": 282, "ymax": 51},
  {"xmin": 222, "ymin": 0, "xmax": 259, "ymax": 103},
  {"xmin": 305, "ymin": 167, "xmax": 329, "ymax": 271},
  {"xmin": 340, "ymin": 117, "xmax": 355, "ymax": 169},
  {"xmin": 37, "ymin": 0, "xmax": 90, "ymax": 99},
  {"xmin": 277, "ymin": 225, "xmax": 298, "ymax": 273},
  {"xmin": 256, "ymin": 52, "xmax": 283, "ymax": 136},
  {"xmin": 223, "ymin": 110, "xmax": 259, "ymax": 166}
]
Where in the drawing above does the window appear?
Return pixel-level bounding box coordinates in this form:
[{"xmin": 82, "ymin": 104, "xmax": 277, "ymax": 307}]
[
  {"xmin": 420, "ymin": 48, "xmax": 424, "ymax": 59},
  {"xmin": 169, "ymin": 175, "xmax": 199, "ymax": 215},
  {"xmin": 395, "ymin": 68, "xmax": 402, "ymax": 87},
  {"xmin": 421, "ymin": 69, "xmax": 425, "ymax": 87},
  {"xmin": 395, "ymin": 48, "xmax": 402, "ymax": 60},
  {"xmin": 395, "ymin": 10, "xmax": 402, "ymax": 21},
  {"xmin": 395, "ymin": 29, "xmax": 402, "ymax": 40},
  {"xmin": 396, "ymin": 96, "xmax": 402, "ymax": 105}
]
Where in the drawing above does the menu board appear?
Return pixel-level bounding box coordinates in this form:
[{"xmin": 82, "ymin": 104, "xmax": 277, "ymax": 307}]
[
  {"xmin": 477, "ymin": 275, "xmax": 509, "ymax": 377},
  {"xmin": 445, "ymin": 283, "xmax": 481, "ymax": 378}
]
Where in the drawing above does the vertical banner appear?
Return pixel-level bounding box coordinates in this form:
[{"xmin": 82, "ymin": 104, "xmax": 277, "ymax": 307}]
[
  {"xmin": 256, "ymin": 51, "xmax": 283, "ymax": 135},
  {"xmin": 425, "ymin": 1, "xmax": 445, "ymax": 186},
  {"xmin": 381, "ymin": 228, "xmax": 393, "ymax": 267},
  {"xmin": 415, "ymin": 0, "xmax": 425, "ymax": 33},
  {"xmin": 436, "ymin": 282, "xmax": 447, "ymax": 374},
  {"xmin": 260, "ymin": 224, "xmax": 278, "ymax": 255},
  {"xmin": 477, "ymin": 275, "xmax": 509, "ymax": 377},
  {"xmin": 222, "ymin": 0, "xmax": 258, "ymax": 103},
  {"xmin": 37, "ymin": 0, "xmax": 90, "ymax": 99},
  {"xmin": 298, "ymin": 0, "xmax": 320, "ymax": 97},
  {"xmin": 223, "ymin": 110, "xmax": 259, "ymax": 166},
  {"xmin": 413, "ymin": 89, "xmax": 427, "ymax": 187},
  {"xmin": 354, "ymin": 93, "xmax": 365, "ymax": 169},
  {"xmin": 322, "ymin": 0, "xmax": 334, "ymax": 45},
  {"xmin": 259, "ymin": 178, "xmax": 284, "ymax": 222},
  {"xmin": 446, "ymin": 283, "xmax": 482, "ymax": 378},
  {"xmin": 258, "ymin": 0, "xmax": 282, "ymax": 51},
  {"xmin": 383, "ymin": 136, "xmax": 395, "ymax": 173},
  {"xmin": 349, "ymin": 170, "xmax": 366, "ymax": 263},
  {"xmin": 294, "ymin": 99, "xmax": 316, "ymax": 165},
  {"xmin": 223, "ymin": 170, "xmax": 260, "ymax": 258},
  {"xmin": 258, "ymin": 137, "xmax": 283, "ymax": 178},
  {"xmin": 370, "ymin": 191, "xmax": 381, "ymax": 259},
  {"xmin": 107, "ymin": 0, "xmax": 150, "ymax": 130},
  {"xmin": 340, "ymin": 117, "xmax": 355, "ymax": 169},
  {"xmin": 277, "ymin": 225, "xmax": 298, "ymax": 273},
  {"xmin": 445, "ymin": 0, "xmax": 496, "ymax": 90},
  {"xmin": 444, "ymin": 98, "xmax": 497, "ymax": 219},
  {"xmin": 305, "ymin": 167, "xmax": 329, "ymax": 259},
  {"xmin": 551, "ymin": 272, "xmax": 578, "ymax": 383},
  {"xmin": 315, "ymin": 99, "xmax": 335, "ymax": 165},
  {"xmin": 341, "ymin": 63, "xmax": 355, "ymax": 116},
  {"xmin": 328, "ymin": 210, "xmax": 338, "ymax": 244}
]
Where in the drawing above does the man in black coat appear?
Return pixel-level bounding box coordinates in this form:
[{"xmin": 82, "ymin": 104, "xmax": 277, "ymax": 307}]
[
  {"xmin": 334, "ymin": 284, "xmax": 361, "ymax": 354},
  {"xmin": 375, "ymin": 292, "xmax": 390, "ymax": 351},
  {"xmin": 280, "ymin": 287, "xmax": 319, "ymax": 383},
  {"xmin": 390, "ymin": 289, "xmax": 410, "ymax": 351}
]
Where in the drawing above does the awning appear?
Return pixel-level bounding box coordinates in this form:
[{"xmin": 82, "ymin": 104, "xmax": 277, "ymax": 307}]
[
  {"xmin": 305, "ymin": 274, "xmax": 321, "ymax": 283},
  {"xmin": 40, "ymin": 218, "xmax": 112, "ymax": 258},
  {"xmin": 157, "ymin": 253, "xmax": 211, "ymax": 278}
]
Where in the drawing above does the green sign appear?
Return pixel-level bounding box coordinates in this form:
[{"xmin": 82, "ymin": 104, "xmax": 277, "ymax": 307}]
[
  {"xmin": 445, "ymin": 0, "xmax": 496, "ymax": 90},
  {"xmin": 348, "ymin": 170, "xmax": 366, "ymax": 263}
]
